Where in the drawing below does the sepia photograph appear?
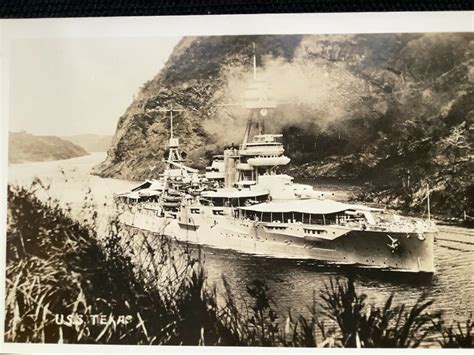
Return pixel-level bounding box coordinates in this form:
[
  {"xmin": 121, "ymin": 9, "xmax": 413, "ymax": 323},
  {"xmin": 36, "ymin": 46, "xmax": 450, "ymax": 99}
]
[{"xmin": 1, "ymin": 12, "xmax": 473, "ymax": 351}]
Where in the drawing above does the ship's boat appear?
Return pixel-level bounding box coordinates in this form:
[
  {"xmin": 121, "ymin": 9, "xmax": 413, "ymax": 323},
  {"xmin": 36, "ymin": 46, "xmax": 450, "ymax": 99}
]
[
  {"xmin": 236, "ymin": 163, "xmax": 254, "ymax": 171},
  {"xmin": 163, "ymin": 201, "xmax": 181, "ymax": 208},
  {"xmin": 163, "ymin": 195, "xmax": 182, "ymax": 202},
  {"xmin": 167, "ymin": 189, "xmax": 181, "ymax": 196},
  {"xmin": 247, "ymin": 156, "xmax": 291, "ymax": 166}
]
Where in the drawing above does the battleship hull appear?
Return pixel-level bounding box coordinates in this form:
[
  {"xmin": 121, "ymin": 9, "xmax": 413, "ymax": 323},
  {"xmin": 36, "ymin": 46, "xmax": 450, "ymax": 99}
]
[{"xmin": 121, "ymin": 208, "xmax": 435, "ymax": 273}]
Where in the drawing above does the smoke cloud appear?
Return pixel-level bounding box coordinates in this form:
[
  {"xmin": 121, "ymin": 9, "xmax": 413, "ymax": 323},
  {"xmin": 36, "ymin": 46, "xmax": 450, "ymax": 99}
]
[{"xmin": 202, "ymin": 43, "xmax": 374, "ymax": 146}]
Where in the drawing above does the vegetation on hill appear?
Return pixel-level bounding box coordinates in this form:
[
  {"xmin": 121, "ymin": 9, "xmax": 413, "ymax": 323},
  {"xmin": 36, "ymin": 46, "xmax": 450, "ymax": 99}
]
[
  {"xmin": 94, "ymin": 33, "xmax": 473, "ymax": 218},
  {"xmin": 5, "ymin": 185, "xmax": 473, "ymax": 347},
  {"xmin": 9, "ymin": 131, "xmax": 89, "ymax": 164}
]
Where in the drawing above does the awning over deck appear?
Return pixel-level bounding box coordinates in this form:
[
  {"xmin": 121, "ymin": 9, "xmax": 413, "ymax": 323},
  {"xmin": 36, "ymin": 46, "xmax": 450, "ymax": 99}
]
[
  {"xmin": 238, "ymin": 199, "xmax": 353, "ymax": 215},
  {"xmin": 201, "ymin": 188, "xmax": 269, "ymax": 199}
]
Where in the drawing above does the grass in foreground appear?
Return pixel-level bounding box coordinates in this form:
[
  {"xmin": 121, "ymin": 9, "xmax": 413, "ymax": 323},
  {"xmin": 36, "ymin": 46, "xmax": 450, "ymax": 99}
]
[{"xmin": 4, "ymin": 185, "xmax": 473, "ymax": 347}]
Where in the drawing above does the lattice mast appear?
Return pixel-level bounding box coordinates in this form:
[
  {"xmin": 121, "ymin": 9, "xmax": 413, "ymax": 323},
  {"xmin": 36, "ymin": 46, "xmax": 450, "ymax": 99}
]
[
  {"xmin": 241, "ymin": 42, "xmax": 277, "ymax": 148},
  {"xmin": 158, "ymin": 105, "xmax": 185, "ymax": 164}
]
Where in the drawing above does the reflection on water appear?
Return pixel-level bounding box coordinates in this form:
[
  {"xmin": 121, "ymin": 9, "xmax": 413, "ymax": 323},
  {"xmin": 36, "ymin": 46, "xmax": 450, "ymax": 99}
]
[
  {"xmin": 8, "ymin": 154, "xmax": 474, "ymax": 345},
  {"xmin": 198, "ymin": 230, "xmax": 473, "ymax": 322}
]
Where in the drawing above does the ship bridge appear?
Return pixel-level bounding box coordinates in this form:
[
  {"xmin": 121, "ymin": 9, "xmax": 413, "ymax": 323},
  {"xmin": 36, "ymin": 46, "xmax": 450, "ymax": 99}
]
[
  {"xmin": 240, "ymin": 134, "xmax": 284, "ymax": 152},
  {"xmin": 238, "ymin": 134, "xmax": 291, "ymax": 169}
]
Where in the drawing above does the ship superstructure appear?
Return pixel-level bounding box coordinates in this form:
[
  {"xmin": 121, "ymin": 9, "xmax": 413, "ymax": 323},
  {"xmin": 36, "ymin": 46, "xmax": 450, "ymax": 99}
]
[
  {"xmin": 116, "ymin": 45, "xmax": 436, "ymax": 273},
  {"xmin": 210, "ymin": 45, "xmax": 332, "ymax": 200},
  {"xmin": 117, "ymin": 106, "xmax": 206, "ymax": 211}
]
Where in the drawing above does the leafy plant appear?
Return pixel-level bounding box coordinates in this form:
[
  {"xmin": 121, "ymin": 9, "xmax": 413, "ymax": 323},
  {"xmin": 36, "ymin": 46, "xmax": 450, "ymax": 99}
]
[
  {"xmin": 319, "ymin": 278, "xmax": 441, "ymax": 347},
  {"xmin": 437, "ymin": 314, "xmax": 473, "ymax": 348}
]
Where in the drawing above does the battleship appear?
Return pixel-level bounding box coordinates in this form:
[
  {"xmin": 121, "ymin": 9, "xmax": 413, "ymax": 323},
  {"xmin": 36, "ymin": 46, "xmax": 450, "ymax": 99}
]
[{"xmin": 116, "ymin": 50, "xmax": 436, "ymax": 273}]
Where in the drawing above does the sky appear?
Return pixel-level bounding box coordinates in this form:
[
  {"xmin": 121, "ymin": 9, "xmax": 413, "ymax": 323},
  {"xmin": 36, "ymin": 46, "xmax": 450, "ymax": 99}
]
[{"xmin": 9, "ymin": 36, "xmax": 181, "ymax": 136}]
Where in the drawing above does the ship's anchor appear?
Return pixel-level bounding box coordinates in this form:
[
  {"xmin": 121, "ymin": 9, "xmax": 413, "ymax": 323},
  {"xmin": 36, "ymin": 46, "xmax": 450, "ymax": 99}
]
[{"xmin": 386, "ymin": 234, "xmax": 400, "ymax": 253}]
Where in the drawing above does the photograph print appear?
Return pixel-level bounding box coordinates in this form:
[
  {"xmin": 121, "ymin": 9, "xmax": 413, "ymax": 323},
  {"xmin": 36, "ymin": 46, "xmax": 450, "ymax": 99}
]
[{"xmin": 2, "ymin": 14, "xmax": 473, "ymax": 349}]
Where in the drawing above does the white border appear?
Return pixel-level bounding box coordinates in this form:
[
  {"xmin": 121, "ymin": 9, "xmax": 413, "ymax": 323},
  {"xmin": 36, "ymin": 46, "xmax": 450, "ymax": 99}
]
[
  {"xmin": 1, "ymin": 11, "xmax": 473, "ymax": 354},
  {"xmin": 0, "ymin": 11, "xmax": 473, "ymax": 39}
]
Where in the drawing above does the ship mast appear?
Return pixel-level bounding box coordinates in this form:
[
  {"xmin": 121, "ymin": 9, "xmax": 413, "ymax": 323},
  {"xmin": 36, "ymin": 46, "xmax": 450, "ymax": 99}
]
[
  {"xmin": 158, "ymin": 105, "xmax": 185, "ymax": 164},
  {"xmin": 427, "ymin": 183, "xmax": 431, "ymax": 221},
  {"xmin": 253, "ymin": 42, "xmax": 257, "ymax": 80},
  {"xmin": 216, "ymin": 43, "xmax": 283, "ymax": 188},
  {"xmin": 156, "ymin": 105, "xmax": 185, "ymax": 207},
  {"xmin": 241, "ymin": 42, "xmax": 277, "ymax": 148}
]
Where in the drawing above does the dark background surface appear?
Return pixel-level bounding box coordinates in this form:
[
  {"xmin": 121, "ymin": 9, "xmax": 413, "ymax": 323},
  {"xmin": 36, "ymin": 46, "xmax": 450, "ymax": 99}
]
[{"xmin": 0, "ymin": 0, "xmax": 472, "ymax": 18}]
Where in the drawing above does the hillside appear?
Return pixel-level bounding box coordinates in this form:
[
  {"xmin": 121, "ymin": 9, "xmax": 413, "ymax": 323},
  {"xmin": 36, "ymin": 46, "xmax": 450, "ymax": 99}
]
[
  {"xmin": 94, "ymin": 34, "xmax": 473, "ymax": 218},
  {"xmin": 61, "ymin": 134, "xmax": 113, "ymax": 152},
  {"xmin": 9, "ymin": 131, "xmax": 89, "ymax": 164}
]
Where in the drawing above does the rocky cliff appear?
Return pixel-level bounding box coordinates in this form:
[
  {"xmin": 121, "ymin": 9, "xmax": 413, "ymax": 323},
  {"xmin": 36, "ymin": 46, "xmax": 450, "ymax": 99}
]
[{"xmin": 94, "ymin": 33, "xmax": 473, "ymax": 217}]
